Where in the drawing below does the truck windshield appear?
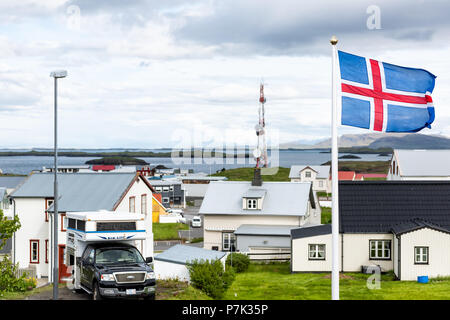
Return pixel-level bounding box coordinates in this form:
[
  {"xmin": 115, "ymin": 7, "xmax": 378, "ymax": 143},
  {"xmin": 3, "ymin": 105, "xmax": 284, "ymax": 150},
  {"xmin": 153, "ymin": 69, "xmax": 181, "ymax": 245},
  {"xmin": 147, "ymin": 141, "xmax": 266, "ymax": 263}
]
[{"xmin": 95, "ymin": 247, "xmax": 145, "ymax": 265}]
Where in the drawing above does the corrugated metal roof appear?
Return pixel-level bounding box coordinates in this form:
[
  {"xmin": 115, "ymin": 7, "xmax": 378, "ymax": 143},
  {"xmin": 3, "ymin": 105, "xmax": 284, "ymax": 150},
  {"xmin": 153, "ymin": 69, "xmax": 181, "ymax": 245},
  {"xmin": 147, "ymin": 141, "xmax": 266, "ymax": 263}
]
[
  {"xmin": 10, "ymin": 173, "xmax": 137, "ymax": 212},
  {"xmin": 199, "ymin": 181, "xmax": 313, "ymax": 216},
  {"xmin": 242, "ymin": 188, "xmax": 267, "ymax": 198},
  {"xmin": 289, "ymin": 165, "xmax": 330, "ymax": 179},
  {"xmin": 0, "ymin": 176, "xmax": 26, "ymax": 189},
  {"xmin": 154, "ymin": 244, "xmax": 226, "ymax": 265},
  {"xmin": 235, "ymin": 224, "xmax": 298, "ymax": 236},
  {"xmin": 395, "ymin": 149, "xmax": 450, "ymax": 176}
]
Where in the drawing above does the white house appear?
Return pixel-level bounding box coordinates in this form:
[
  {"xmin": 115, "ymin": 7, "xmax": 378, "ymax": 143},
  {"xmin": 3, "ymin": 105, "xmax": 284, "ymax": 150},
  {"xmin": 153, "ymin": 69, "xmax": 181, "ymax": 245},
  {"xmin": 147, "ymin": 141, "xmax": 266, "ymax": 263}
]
[
  {"xmin": 199, "ymin": 169, "xmax": 321, "ymax": 259},
  {"xmin": 291, "ymin": 181, "xmax": 450, "ymax": 281},
  {"xmin": 154, "ymin": 244, "xmax": 227, "ymax": 282},
  {"xmin": 289, "ymin": 165, "xmax": 331, "ymax": 193},
  {"xmin": 9, "ymin": 172, "xmax": 156, "ymax": 282},
  {"xmin": 388, "ymin": 149, "xmax": 450, "ymax": 180}
]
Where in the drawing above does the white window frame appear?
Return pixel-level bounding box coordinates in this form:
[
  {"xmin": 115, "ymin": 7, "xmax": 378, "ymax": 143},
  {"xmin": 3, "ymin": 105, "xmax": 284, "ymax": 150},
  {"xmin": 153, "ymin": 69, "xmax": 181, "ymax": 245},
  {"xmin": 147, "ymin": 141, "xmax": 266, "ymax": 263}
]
[
  {"xmin": 169, "ymin": 186, "xmax": 174, "ymax": 192},
  {"xmin": 318, "ymin": 180, "xmax": 323, "ymax": 187},
  {"xmin": 415, "ymin": 247, "xmax": 429, "ymax": 264},
  {"xmin": 162, "ymin": 197, "xmax": 170, "ymax": 204},
  {"xmin": 163, "ymin": 186, "xmax": 170, "ymax": 192},
  {"xmin": 155, "ymin": 187, "xmax": 162, "ymax": 192},
  {"xmin": 369, "ymin": 240, "xmax": 391, "ymax": 260},
  {"xmin": 305, "ymin": 171, "xmax": 311, "ymax": 178},
  {"xmin": 222, "ymin": 233, "xmax": 236, "ymax": 251},
  {"xmin": 308, "ymin": 244, "xmax": 325, "ymax": 260},
  {"xmin": 246, "ymin": 198, "xmax": 257, "ymax": 210},
  {"xmin": 141, "ymin": 194, "xmax": 147, "ymax": 215},
  {"xmin": 30, "ymin": 240, "xmax": 39, "ymax": 264}
]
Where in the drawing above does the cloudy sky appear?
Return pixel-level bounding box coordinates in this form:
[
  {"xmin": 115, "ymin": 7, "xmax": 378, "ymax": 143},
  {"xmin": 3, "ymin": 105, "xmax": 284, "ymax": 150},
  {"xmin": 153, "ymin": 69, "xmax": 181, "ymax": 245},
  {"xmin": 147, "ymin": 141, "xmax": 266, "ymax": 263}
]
[{"xmin": 1, "ymin": 0, "xmax": 450, "ymax": 148}]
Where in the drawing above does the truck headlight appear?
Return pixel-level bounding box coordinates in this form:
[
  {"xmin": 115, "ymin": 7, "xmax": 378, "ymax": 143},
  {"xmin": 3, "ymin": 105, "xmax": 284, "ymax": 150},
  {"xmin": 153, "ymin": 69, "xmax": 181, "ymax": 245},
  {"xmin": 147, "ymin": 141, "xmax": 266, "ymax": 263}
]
[
  {"xmin": 100, "ymin": 274, "xmax": 115, "ymax": 282},
  {"xmin": 145, "ymin": 272, "xmax": 155, "ymax": 280}
]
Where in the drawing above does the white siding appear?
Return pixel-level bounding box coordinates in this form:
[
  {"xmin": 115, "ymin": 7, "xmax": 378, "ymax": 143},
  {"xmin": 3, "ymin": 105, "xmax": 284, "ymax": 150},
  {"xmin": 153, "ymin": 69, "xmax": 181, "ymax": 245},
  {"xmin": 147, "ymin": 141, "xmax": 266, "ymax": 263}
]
[
  {"xmin": 154, "ymin": 260, "xmax": 191, "ymax": 282},
  {"xmin": 399, "ymin": 228, "xmax": 450, "ymax": 281},
  {"xmin": 203, "ymin": 215, "xmax": 302, "ymax": 251},
  {"xmin": 342, "ymin": 233, "xmax": 394, "ymax": 272},
  {"xmin": 13, "ymin": 198, "xmax": 50, "ymax": 278},
  {"xmin": 291, "ymin": 234, "xmax": 333, "ymax": 272}
]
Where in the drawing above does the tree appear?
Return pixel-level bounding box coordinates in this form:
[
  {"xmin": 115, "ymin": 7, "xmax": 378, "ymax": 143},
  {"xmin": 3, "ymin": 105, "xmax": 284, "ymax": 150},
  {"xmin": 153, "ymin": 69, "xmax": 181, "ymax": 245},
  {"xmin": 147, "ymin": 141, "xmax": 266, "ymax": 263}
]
[{"xmin": 0, "ymin": 209, "xmax": 21, "ymax": 251}]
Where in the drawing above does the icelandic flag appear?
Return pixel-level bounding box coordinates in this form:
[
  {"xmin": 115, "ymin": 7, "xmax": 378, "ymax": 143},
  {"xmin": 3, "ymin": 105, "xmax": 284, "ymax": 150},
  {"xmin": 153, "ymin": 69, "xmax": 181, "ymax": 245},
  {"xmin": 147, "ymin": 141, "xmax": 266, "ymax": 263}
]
[{"xmin": 338, "ymin": 51, "xmax": 436, "ymax": 132}]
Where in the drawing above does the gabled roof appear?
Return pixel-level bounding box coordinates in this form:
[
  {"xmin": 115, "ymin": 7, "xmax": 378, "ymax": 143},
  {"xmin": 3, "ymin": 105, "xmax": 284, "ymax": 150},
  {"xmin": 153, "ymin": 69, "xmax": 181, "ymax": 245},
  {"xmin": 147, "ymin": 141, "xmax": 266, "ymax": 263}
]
[
  {"xmin": 289, "ymin": 165, "xmax": 330, "ymax": 179},
  {"xmin": 338, "ymin": 171, "xmax": 355, "ymax": 180},
  {"xmin": 390, "ymin": 218, "xmax": 450, "ymax": 235},
  {"xmin": 339, "ymin": 181, "xmax": 450, "ymax": 233},
  {"xmin": 199, "ymin": 181, "xmax": 315, "ymax": 216},
  {"xmin": 10, "ymin": 173, "xmax": 154, "ymax": 213},
  {"xmin": 0, "ymin": 176, "xmax": 26, "ymax": 189},
  {"xmin": 154, "ymin": 244, "xmax": 226, "ymax": 265},
  {"xmin": 394, "ymin": 149, "xmax": 450, "ymax": 177}
]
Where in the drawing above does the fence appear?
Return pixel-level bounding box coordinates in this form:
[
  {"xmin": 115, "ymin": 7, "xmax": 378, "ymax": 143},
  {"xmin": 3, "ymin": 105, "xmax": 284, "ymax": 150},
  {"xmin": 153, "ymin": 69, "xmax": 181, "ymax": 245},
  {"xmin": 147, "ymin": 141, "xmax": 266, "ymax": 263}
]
[{"xmin": 15, "ymin": 266, "xmax": 37, "ymax": 279}]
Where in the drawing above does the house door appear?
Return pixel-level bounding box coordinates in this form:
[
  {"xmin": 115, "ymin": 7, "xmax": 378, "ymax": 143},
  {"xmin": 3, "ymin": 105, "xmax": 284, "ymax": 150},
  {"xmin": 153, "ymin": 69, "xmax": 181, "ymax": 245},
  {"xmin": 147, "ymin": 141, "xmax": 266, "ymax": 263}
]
[{"xmin": 58, "ymin": 245, "xmax": 71, "ymax": 283}]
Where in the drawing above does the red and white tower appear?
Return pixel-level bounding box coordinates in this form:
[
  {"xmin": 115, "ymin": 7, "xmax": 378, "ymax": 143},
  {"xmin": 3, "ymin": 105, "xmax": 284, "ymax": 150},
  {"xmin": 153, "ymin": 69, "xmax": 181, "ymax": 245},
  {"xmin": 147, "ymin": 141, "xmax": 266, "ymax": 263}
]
[{"xmin": 254, "ymin": 82, "xmax": 269, "ymax": 168}]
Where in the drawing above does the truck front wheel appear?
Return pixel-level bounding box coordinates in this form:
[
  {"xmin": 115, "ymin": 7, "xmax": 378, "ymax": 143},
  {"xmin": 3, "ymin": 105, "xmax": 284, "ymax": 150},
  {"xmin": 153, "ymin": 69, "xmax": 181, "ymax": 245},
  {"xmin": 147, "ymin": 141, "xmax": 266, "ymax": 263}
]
[{"xmin": 92, "ymin": 282, "xmax": 103, "ymax": 300}]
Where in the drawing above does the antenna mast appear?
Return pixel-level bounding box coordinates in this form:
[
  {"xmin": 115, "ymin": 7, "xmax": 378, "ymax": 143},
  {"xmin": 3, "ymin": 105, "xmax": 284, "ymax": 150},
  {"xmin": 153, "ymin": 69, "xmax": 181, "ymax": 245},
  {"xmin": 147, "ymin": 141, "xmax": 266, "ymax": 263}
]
[{"xmin": 254, "ymin": 82, "xmax": 268, "ymax": 168}]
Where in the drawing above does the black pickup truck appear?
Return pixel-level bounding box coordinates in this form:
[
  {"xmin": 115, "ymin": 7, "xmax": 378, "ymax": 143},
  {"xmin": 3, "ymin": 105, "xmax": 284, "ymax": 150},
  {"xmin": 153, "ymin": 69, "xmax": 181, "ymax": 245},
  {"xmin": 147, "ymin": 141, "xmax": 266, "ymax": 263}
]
[{"xmin": 78, "ymin": 242, "xmax": 156, "ymax": 300}]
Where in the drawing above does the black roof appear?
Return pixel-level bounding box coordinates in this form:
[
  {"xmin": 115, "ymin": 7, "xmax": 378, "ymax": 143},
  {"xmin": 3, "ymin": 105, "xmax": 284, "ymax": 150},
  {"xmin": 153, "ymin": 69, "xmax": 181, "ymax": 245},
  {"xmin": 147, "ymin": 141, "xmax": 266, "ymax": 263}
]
[
  {"xmin": 291, "ymin": 224, "xmax": 331, "ymax": 240},
  {"xmin": 339, "ymin": 181, "xmax": 450, "ymax": 233}
]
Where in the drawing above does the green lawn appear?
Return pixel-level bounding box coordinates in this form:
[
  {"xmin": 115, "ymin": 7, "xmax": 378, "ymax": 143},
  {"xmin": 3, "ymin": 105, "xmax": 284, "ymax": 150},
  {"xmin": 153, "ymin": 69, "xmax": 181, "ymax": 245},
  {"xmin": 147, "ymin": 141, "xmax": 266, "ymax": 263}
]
[
  {"xmin": 321, "ymin": 207, "xmax": 331, "ymax": 224},
  {"xmin": 219, "ymin": 263, "xmax": 450, "ymax": 300},
  {"xmin": 212, "ymin": 167, "xmax": 290, "ymax": 182},
  {"xmin": 153, "ymin": 223, "xmax": 189, "ymax": 240}
]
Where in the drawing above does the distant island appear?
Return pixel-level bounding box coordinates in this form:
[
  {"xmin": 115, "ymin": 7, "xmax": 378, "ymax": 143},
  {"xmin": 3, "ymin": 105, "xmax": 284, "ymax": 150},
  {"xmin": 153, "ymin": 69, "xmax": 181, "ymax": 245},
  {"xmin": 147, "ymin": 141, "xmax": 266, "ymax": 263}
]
[
  {"xmin": 86, "ymin": 157, "xmax": 148, "ymax": 165},
  {"xmin": 338, "ymin": 154, "xmax": 361, "ymax": 159}
]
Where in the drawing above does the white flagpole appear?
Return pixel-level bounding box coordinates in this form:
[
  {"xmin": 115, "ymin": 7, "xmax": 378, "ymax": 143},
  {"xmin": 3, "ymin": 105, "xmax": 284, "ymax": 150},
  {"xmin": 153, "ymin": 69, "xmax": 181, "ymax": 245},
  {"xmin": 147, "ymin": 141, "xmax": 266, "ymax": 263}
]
[{"xmin": 330, "ymin": 35, "xmax": 340, "ymax": 300}]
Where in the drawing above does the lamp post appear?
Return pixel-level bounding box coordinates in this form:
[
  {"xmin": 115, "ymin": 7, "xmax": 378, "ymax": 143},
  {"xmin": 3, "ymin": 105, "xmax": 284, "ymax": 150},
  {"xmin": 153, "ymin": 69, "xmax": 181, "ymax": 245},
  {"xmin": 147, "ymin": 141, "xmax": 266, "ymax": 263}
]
[{"xmin": 50, "ymin": 70, "xmax": 67, "ymax": 300}]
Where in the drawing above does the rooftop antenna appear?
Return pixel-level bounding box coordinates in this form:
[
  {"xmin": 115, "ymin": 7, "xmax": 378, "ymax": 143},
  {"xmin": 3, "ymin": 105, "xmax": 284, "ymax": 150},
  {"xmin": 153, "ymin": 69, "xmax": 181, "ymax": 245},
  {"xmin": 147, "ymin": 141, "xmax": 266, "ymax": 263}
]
[{"xmin": 253, "ymin": 81, "xmax": 268, "ymax": 168}]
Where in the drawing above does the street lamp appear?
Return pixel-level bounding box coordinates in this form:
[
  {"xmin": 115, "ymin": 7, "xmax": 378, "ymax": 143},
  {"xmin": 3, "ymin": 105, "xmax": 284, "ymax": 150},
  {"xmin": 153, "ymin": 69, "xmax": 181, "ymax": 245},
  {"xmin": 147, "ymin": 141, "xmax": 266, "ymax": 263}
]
[{"xmin": 50, "ymin": 70, "xmax": 67, "ymax": 300}]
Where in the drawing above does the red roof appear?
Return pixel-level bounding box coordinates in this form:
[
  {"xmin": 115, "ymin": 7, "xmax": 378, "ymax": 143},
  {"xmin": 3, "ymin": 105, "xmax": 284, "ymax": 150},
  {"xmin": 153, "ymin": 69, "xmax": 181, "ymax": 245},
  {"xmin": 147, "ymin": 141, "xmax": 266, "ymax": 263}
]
[
  {"xmin": 338, "ymin": 171, "xmax": 356, "ymax": 180},
  {"xmin": 92, "ymin": 165, "xmax": 115, "ymax": 171},
  {"xmin": 355, "ymin": 174, "xmax": 364, "ymax": 180}
]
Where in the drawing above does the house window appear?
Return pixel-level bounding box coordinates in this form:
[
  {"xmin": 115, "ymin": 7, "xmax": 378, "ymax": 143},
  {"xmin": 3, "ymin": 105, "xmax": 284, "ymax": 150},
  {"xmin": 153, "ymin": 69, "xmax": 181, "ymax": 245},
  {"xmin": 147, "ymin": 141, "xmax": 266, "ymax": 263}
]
[
  {"xmin": 169, "ymin": 186, "xmax": 174, "ymax": 192},
  {"xmin": 129, "ymin": 196, "xmax": 136, "ymax": 213},
  {"xmin": 30, "ymin": 240, "xmax": 39, "ymax": 264},
  {"xmin": 369, "ymin": 240, "xmax": 391, "ymax": 260},
  {"xmin": 141, "ymin": 194, "xmax": 147, "ymax": 214},
  {"xmin": 308, "ymin": 244, "xmax": 326, "ymax": 260},
  {"xmin": 162, "ymin": 197, "xmax": 170, "ymax": 204},
  {"xmin": 247, "ymin": 199, "xmax": 257, "ymax": 210},
  {"xmin": 45, "ymin": 199, "xmax": 54, "ymax": 222},
  {"xmin": 163, "ymin": 186, "xmax": 170, "ymax": 192},
  {"xmin": 222, "ymin": 233, "xmax": 236, "ymax": 251},
  {"xmin": 45, "ymin": 240, "xmax": 49, "ymax": 264},
  {"xmin": 155, "ymin": 187, "xmax": 162, "ymax": 192},
  {"xmin": 318, "ymin": 180, "xmax": 323, "ymax": 188},
  {"xmin": 305, "ymin": 171, "xmax": 311, "ymax": 178},
  {"xmin": 415, "ymin": 247, "xmax": 429, "ymax": 264}
]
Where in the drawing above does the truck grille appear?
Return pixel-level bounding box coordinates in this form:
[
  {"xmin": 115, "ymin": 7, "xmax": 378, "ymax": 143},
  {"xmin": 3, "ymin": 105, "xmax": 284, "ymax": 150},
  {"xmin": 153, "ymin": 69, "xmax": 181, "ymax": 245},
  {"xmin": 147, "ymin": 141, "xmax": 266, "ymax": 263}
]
[{"xmin": 113, "ymin": 272, "xmax": 146, "ymax": 284}]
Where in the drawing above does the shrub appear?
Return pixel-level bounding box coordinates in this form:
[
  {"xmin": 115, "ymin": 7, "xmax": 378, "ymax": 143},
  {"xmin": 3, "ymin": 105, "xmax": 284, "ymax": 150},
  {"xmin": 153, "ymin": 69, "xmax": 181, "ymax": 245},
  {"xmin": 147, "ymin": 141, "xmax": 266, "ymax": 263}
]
[
  {"xmin": 226, "ymin": 253, "xmax": 250, "ymax": 273},
  {"xmin": 0, "ymin": 256, "xmax": 36, "ymax": 293},
  {"xmin": 187, "ymin": 259, "xmax": 235, "ymax": 299}
]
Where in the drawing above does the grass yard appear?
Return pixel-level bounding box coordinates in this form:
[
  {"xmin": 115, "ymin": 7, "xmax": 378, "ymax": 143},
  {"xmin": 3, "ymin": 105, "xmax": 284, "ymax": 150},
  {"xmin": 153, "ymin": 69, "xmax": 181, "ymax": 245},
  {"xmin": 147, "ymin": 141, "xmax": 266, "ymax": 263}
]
[
  {"xmin": 218, "ymin": 263, "xmax": 450, "ymax": 300},
  {"xmin": 321, "ymin": 207, "xmax": 331, "ymax": 224},
  {"xmin": 212, "ymin": 167, "xmax": 291, "ymax": 182},
  {"xmin": 153, "ymin": 223, "xmax": 189, "ymax": 240}
]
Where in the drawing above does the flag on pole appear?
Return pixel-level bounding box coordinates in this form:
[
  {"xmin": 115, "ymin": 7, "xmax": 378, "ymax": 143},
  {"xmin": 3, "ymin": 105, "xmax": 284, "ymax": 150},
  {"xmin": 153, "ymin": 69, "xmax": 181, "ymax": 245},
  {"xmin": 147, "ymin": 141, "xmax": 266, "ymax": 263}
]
[{"xmin": 338, "ymin": 51, "xmax": 436, "ymax": 132}]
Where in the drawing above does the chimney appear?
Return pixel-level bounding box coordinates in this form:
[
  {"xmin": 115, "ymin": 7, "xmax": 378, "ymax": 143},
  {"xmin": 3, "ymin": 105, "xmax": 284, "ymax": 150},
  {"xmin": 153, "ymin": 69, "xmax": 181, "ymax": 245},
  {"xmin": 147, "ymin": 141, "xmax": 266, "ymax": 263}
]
[{"xmin": 252, "ymin": 168, "xmax": 263, "ymax": 187}]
